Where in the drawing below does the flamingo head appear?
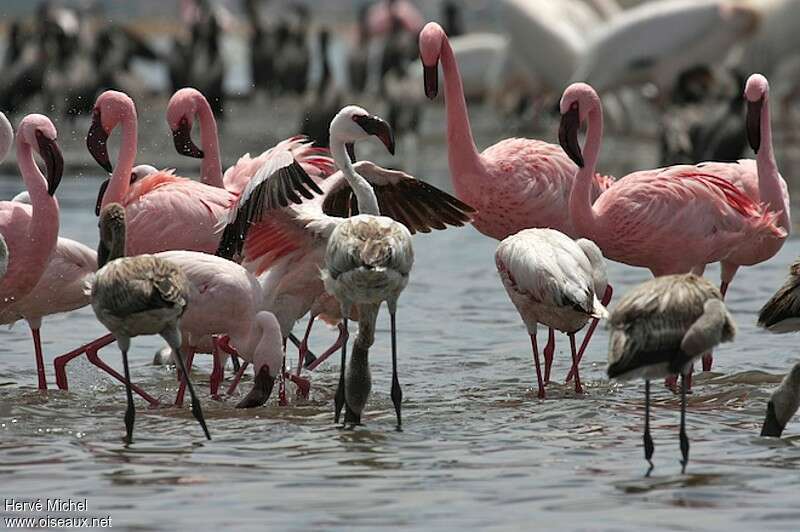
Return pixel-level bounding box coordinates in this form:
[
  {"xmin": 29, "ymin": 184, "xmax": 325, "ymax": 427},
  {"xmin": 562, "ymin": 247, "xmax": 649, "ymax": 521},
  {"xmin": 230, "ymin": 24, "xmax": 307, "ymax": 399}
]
[
  {"xmin": 19, "ymin": 114, "xmax": 63, "ymax": 196},
  {"xmin": 88, "ymin": 90, "xmax": 136, "ymax": 173},
  {"xmin": 419, "ymin": 22, "xmax": 445, "ymax": 99},
  {"xmin": 330, "ymin": 105, "xmax": 395, "ymax": 156},
  {"xmin": 745, "ymin": 73, "xmax": 769, "ymax": 154},
  {"xmin": 236, "ymin": 311, "xmax": 284, "ymax": 409},
  {"xmin": 558, "ymin": 83, "xmax": 601, "ymax": 169},
  {"xmin": 166, "ymin": 88, "xmax": 205, "ymax": 159}
]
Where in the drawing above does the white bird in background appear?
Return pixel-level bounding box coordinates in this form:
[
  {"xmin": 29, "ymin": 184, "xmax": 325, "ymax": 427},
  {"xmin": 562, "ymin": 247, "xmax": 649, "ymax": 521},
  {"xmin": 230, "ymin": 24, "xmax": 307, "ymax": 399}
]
[
  {"xmin": 495, "ymin": 228, "xmax": 609, "ymax": 399},
  {"xmin": 89, "ymin": 203, "xmax": 210, "ymax": 444},
  {"xmin": 608, "ymin": 274, "xmax": 736, "ymax": 476}
]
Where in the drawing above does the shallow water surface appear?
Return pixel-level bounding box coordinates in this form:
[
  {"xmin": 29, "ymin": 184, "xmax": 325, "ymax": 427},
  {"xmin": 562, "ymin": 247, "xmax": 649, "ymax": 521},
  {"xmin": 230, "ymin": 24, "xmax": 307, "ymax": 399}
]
[{"xmin": 2, "ymin": 161, "xmax": 800, "ymax": 531}]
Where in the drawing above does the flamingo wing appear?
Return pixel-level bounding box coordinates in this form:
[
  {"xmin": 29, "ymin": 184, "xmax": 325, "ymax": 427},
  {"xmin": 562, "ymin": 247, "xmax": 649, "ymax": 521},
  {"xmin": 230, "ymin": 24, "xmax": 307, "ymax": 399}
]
[{"xmin": 321, "ymin": 161, "xmax": 476, "ymax": 234}]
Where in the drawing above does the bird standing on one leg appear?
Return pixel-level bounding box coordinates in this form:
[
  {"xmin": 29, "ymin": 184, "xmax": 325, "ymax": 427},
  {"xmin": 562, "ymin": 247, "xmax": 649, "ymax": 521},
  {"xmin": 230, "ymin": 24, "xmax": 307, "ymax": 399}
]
[{"xmin": 607, "ymin": 274, "xmax": 735, "ymax": 475}]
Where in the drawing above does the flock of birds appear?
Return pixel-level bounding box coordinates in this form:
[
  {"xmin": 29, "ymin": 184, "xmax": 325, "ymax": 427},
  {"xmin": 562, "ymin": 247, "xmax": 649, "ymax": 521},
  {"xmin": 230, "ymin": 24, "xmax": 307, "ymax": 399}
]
[{"xmin": 4, "ymin": 10, "xmax": 800, "ymax": 477}]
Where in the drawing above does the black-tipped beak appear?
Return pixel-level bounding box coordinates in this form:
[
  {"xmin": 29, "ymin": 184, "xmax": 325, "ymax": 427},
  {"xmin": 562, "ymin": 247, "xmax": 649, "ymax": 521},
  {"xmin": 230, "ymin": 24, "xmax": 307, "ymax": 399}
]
[
  {"xmin": 35, "ymin": 130, "xmax": 63, "ymax": 196},
  {"xmin": 345, "ymin": 142, "xmax": 356, "ymax": 163},
  {"xmin": 746, "ymin": 96, "xmax": 763, "ymax": 154},
  {"xmin": 559, "ymin": 104, "xmax": 584, "ymax": 168},
  {"xmin": 760, "ymin": 400, "xmax": 785, "ymax": 437},
  {"xmin": 235, "ymin": 366, "xmax": 276, "ymax": 408},
  {"xmin": 353, "ymin": 114, "xmax": 395, "ymax": 155},
  {"xmin": 87, "ymin": 108, "xmax": 112, "ymax": 173},
  {"xmin": 423, "ymin": 64, "xmax": 439, "ymax": 99},
  {"xmin": 95, "ymin": 178, "xmax": 110, "ymax": 216},
  {"xmin": 172, "ymin": 117, "xmax": 204, "ymax": 159}
]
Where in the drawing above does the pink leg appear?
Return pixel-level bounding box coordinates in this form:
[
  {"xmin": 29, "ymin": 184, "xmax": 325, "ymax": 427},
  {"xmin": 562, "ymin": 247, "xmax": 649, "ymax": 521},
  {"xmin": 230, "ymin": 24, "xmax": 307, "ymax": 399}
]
[
  {"xmin": 543, "ymin": 328, "xmax": 555, "ymax": 383},
  {"xmin": 305, "ymin": 322, "xmax": 349, "ymax": 371},
  {"xmin": 530, "ymin": 333, "xmax": 545, "ymax": 399},
  {"xmin": 85, "ymin": 344, "xmax": 160, "ymax": 406},
  {"xmin": 567, "ymin": 284, "xmax": 613, "ymax": 383},
  {"xmin": 54, "ymin": 334, "xmax": 116, "ymax": 390},
  {"xmin": 210, "ymin": 337, "xmax": 224, "ymax": 400},
  {"xmin": 296, "ymin": 316, "xmax": 316, "ymax": 377},
  {"xmin": 226, "ymin": 361, "xmax": 249, "ymax": 396},
  {"xmin": 175, "ymin": 348, "xmax": 195, "ymax": 407},
  {"xmin": 666, "ymin": 366, "xmax": 694, "ymax": 393},
  {"xmin": 31, "ymin": 328, "xmax": 47, "ymax": 390},
  {"xmin": 278, "ymin": 338, "xmax": 288, "ymax": 406},
  {"xmin": 568, "ymin": 333, "xmax": 582, "ymax": 395}
]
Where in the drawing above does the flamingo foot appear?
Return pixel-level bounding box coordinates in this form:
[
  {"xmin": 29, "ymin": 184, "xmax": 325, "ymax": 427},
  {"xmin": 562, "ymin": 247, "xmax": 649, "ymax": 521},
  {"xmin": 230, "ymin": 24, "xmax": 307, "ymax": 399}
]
[
  {"xmin": 287, "ymin": 372, "xmax": 311, "ymax": 400},
  {"xmin": 175, "ymin": 350, "xmax": 195, "ymax": 407},
  {"xmin": 86, "ymin": 346, "xmax": 160, "ymax": 407},
  {"xmin": 226, "ymin": 361, "xmax": 249, "ymax": 397},
  {"xmin": 53, "ymin": 334, "xmax": 116, "ymax": 390},
  {"xmin": 702, "ymin": 353, "xmax": 713, "ymax": 372},
  {"xmin": 305, "ymin": 322, "xmax": 349, "ymax": 372}
]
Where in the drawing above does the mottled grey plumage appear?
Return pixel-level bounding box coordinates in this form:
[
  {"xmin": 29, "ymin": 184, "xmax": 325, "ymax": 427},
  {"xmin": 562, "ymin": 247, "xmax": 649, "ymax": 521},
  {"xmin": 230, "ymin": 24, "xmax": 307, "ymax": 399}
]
[
  {"xmin": 89, "ymin": 203, "xmax": 208, "ymax": 443},
  {"xmin": 758, "ymin": 260, "xmax": 800, "ymax": 333},
  {"xmin": 608, "ymin": 274, "xmax": 736, "ymax": 381}
]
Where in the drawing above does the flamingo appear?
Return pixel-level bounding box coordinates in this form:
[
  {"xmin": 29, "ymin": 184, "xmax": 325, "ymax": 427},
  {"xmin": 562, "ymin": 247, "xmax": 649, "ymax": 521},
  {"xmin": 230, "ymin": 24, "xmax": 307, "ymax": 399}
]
[
  {"xmin": 55, "ymin": 89, "xmax": 320, "ymax": 394},
  {"xmin": 693, "ymin": 73, "xmax": 790, "ymax": 372},
  {"xmin": 0, "ymin": 235, "xmax": 8, "ymax": 281},
  {"xmin": 0, "ymin": 113, "xmax": 63, "ymax": 390},
  {"xmin": 495, "ymin": 229, "xmax": 609, "ymax": 399},
  {"xmin": 166, "ymin": 87, "xmax": 335, "ymax": 193},
  {"xmin": 419, "ymin": 21, "xmax": 613, "ymax": 382},
  {"xmin": 90, "ymin": 204, "xmax": 209, "ymax": 444},
  {"xmin": 217, "ymin": 106, "xmax": 474, "ymax": 399},
  {"xmin": 608, "ymin": 274, "xmax": 736, "ymax": 475},
  {"xmin": 758, "ymin": 260, "xmax": 800, "ymax": 437}
]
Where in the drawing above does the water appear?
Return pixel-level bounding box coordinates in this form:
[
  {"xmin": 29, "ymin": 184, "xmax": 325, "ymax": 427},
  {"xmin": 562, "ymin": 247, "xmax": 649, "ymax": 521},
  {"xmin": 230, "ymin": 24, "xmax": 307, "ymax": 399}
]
[{"xmin": 2, "ymin": 107, "xmax": 800, "ymax": 531}]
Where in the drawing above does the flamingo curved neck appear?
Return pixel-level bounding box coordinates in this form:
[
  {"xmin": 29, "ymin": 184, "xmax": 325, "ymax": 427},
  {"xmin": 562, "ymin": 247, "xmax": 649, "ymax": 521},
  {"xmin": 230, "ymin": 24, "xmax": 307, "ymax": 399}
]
[
  {"xmin": 439, "ymin": 34, "xmax": 483, "ymax": 182},
  {"xmin": 102, "ymin": 115, "xmax": 139, "ymax": 209},
  {"xmin": 756, "ymin": 94, "xmax": 789, "ymax": 233},
  {"xmin": 570, "ymin": 106, "xmax": 602, "ymax": 240},
  {"xmin": 331, "ymin": 138, "xmax": 380, "ymax": 216},
  {"xmin": 196, "ymin": 102, "xmax": 223, "ymax": 187}
]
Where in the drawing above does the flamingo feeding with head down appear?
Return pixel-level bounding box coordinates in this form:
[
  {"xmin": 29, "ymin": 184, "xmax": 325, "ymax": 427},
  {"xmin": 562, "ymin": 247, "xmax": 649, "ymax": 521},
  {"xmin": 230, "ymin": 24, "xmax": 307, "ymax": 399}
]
[
  {"xmin": 495, "ymin": 228, "xmax": 609, "ymax": 399},
  {"xmin": 217, "ymin": 106, "xmax": 474, "ymax": 401},
  {"xmin": 692, "ymin": 73, "xmax": 790, "ymax": 372},
  {"xmin": 0, "ymin": 113, "xmax": 63, "ymax": 390},
  {"xmin": 418, "ymin": 21, "xmax": 613, "ymax": 382},
  {"xmin": 608, "ymin": 274, "xmax": 735, "ymax": 475}
]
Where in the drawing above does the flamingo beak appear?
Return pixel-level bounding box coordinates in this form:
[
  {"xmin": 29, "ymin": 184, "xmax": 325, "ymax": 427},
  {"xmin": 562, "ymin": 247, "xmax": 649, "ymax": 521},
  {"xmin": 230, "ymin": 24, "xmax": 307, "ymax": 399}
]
[
  {"xmin": 36, "ymin": 131, "xmax": 63, "ymax": 196},
  {"xmin": 559, "ymin": 104, "xmax": 584, "ymax": 168},
  {"xmin": 235, "ymin": 365, "xmax": 276, "ymax": 408},
  {"xmin": 172, "ymin": 117, "xmax": 204, "ymax": 159},
  {"xmin": 746, "ymin": 96, "xmax": 763, "ymax": 154},
  {"xmin": 353, "ymin": 114, "xmax": 395, "ymax": 155},
  {"xmin": 760, "ymin": 400, "xmax": 784, "ymax": 437},
  {"xmin": 95, "ymin": 179, "xmax": 110, "ymax": 216},
  {"xmin": 423, "ymin": 63, "xmax": 439, "ymax": 99},
  {"xmin": 87, "ymin": 108, "xmax": 112, "ymax": 173}
]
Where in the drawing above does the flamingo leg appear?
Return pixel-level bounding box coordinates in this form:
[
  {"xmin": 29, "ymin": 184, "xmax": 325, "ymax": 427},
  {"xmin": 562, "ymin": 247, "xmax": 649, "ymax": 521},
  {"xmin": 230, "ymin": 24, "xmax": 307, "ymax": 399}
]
[
  {"xmin": 120, "ymin": 341, "xmax": 135, "ymax": 445},
  {"xmin": 291, "ymin": 327, "xmax": 318, "ymax": 368},
  {"xmin": 305, "ymin": 321, "xmax": 349, "ymax": 372},
  {"xmin": 543, "ymin": 328, "xmax": 555, "ymax": 383},
  {"xmin": 166, "ymin": 332, "xmax": 210, "ymax": 440},
  {"xmin": 566, "ymin": 284, "xmax": 614, "ymax": 383},
  {"xmin": 210, "ymin": 337, "xmax": 224, "ymax": 400},
  {"xmin": 278, "ymin": 338, "xmax": 288, "ymax": 406},
  {"xmin": 175, "ymin": 347, "xmax": 195, "ymax": 407},
  {"xmin": 334, "ymin": 318, "xmax": 349, "ymax": 423},
  {"xmin": 679, "ymin": 373, "xmax": 690, "ymax": 474},
  {"xmin": 226, "ymin": 361, "xmax": 250, "ymax": 396},
  {"xmin": 666, "ymin": 366, "xmax": 693, "ymax": 393},
  {"xmin": 390, "ymin": 312, "xmax": 402, "ymax": 430},
  {"xmin": 644, "ymin": 380, "xmax": 654, "ymax": 477},
  {"xmin": 31, "ymin": 327, "xmax": 47, "ymax": 390},
  {"xmin": 296, "ymin": 316, "xmax": 316, "ymax": 377},
  {"xmin": 54, "ymin": 334, "xmax": 116, "ymax": 390},
  {"xmin": 530, "ymin": 332, "xmax": 545, "ymax": 399},
  {"xmin": 84, "ymin": 343, "xmax": 160, "ymax": 406},
  {"xmin": 568, "ymin": 333, "xmax": 582, "ymax": 395}
]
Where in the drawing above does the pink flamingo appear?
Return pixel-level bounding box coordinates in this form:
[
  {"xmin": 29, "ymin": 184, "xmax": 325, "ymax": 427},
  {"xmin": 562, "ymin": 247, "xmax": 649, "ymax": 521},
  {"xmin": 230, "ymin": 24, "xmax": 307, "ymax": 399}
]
[
  {"xmin": 219, "ymin": 106, "xmax": 474, "ymax": 396},
  {"xmin": 693, "ymin": 73, "xmax": 790, "ymax": 372},
  {"xmin": 165, "ymin": 87, "xmax": 335, "ymax": 192},
  {"xmin": 54, "ymin": 90, "xmax": 322, "ymax": 397},
  {"xmin": 558, "ymin": 82, "xmax": 785, "ymax": 377},
  {"xmin": 0, "ymin": 114, "xmax": 63, "ymax": 390},
  {"xmin": 418, "ymin": 21, "xmax": 613, "ymax": 383}
]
